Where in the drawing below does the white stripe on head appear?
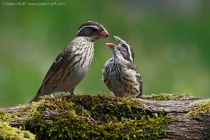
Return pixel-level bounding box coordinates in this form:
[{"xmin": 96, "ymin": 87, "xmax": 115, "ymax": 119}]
[
  {"xmin": 76, "ymin": 25, "xmax": 99, "ymax": 35},
  {"xmin": 123, "ymin": 42, "xmax": 133, "ymax": 62},
  {"xmin": 87, "ymin": 21, "xmax": 109, "ymax": 36}
]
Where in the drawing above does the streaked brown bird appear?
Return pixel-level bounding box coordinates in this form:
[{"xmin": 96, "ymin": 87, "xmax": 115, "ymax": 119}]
[
  {"xmin": 30, "ymin": 21, "xmax": 109, "ymax": 102},
  {"xmin": 102, "ymin": 36, "xmax": 143, "ymax": 98}
]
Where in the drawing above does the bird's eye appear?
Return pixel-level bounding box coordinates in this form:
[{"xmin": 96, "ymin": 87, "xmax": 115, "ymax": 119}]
[
  {"xmin": 122, "ymin": 44, "xmax": 126, "ymax": 47},
  {"xmin": 121, "ymin": 44, "xmax": 128, "ymax": 50}
]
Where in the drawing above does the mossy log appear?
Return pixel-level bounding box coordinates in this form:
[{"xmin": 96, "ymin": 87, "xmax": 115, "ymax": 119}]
[{"xmin": 0, "ymin": 93, "xmax": 210, "ymax": 140}]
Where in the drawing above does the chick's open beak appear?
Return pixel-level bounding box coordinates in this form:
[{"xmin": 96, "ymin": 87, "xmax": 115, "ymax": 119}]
[{"xmin": 106, "ymin": 43, "xmax": 115, "ymax": 50}]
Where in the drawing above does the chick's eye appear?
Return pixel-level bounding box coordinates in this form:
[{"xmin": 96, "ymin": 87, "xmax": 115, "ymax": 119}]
[{"xmin": 121, "ymin": 44, "xmax": 127, "ymax": 50}]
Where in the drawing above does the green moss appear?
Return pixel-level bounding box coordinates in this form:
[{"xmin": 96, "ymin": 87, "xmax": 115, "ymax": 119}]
[
  {"xmin": 0, "ymin": 121, "xmax": 35, "ymax": 140},
  {"xmin": 142, "ymin": 93, "xmax": 193, "ymax": 101},
  {"xmin": 26, "ymin": 94, "xmax": 174, "ymax": 139},
  {"xmin": 185, "ymin": 99, "xmax": 210, "ymax": 118},
  {"xmin": 0, "ymin": 104, "xmax": 33, "ymax": 124},
  {"xmin": 0, "ymin": 110, "xmax": 9, "ymax": 121},
  {"xmin": 1, "ymin": 94, "xmax": 175, "ymax": 139}
]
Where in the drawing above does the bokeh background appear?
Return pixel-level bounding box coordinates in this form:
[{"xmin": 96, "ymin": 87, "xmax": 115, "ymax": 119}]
[{"xmin": 0, "ymin": 0, "xmax": 210, "ymax": 106}]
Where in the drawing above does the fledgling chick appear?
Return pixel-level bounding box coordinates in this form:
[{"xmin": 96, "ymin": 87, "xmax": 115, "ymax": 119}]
[{"xmin": 102, "ymin": 36, "xmax": 143, "ymax": 98}]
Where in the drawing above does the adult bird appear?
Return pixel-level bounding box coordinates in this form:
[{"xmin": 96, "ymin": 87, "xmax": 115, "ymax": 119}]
[
  {"xmin": 30, "ymin": 21, "xmax": 109, "ymax": 102},
  {"xmin": 102, "ymin": 36, "xmax": 142, "ymax": 98}
]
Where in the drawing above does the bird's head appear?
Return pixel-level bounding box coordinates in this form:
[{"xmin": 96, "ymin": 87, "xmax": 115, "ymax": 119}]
[
  {"xmin": 114, "ymin": 36, "xmax": 134, "ymax": 62},
  {"xmin": 76, "ymin": 21, "xmax": 109, "ymax": 41}
]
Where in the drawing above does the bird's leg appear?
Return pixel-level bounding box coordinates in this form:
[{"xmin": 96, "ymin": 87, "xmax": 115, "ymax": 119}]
[
  {"xmin": 69, "ymin": 88, "xmax": 75, "ymax": 95},
  {"xmin": 51, "ymin": 87, "xmax": 56, "ymax": 96}
]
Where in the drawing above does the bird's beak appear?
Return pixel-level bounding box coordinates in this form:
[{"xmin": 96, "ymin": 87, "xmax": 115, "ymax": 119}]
[
  {"xmin": 106, "ymin": 43, "xmax": 115, "ymax": 50},
  {"xmin": 99, "ymin": 30, "xmax": 110, "ymax": 38},
  {"xmin": 113, "ymin": 36, "xmax": 124, "ymax": 43}
]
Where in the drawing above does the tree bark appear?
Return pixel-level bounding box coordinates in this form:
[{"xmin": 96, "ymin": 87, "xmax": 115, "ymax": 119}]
[
  {"xmin": 0, "ymin": 94, "xmax": 209, "ymax": 140},
  {"xmin": 137, "ymin": 98, "xmax": 210, "ymax": 140}
]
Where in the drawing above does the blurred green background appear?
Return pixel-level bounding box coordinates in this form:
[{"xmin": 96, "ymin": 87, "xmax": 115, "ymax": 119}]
[{"xmin": 0, "ymin": 0, "xmax": 210, "ymax": 106}]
